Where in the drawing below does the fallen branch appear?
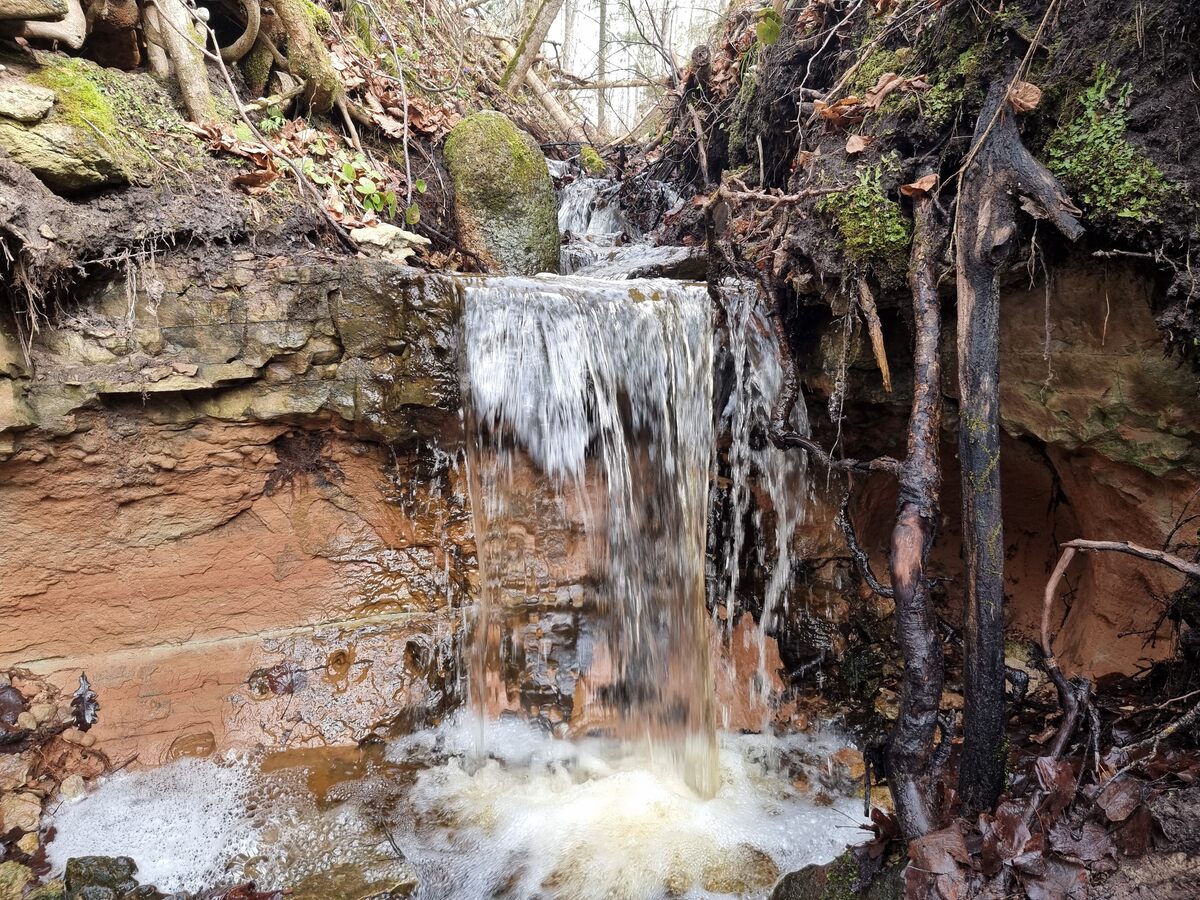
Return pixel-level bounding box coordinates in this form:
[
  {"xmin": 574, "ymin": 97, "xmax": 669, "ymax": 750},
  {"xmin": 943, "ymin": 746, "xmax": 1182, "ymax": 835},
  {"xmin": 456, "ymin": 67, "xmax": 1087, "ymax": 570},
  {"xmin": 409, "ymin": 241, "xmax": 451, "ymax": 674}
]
[{"xmin": 1060, "ymin": 539, "xmax": 1200, "ymax": 579}]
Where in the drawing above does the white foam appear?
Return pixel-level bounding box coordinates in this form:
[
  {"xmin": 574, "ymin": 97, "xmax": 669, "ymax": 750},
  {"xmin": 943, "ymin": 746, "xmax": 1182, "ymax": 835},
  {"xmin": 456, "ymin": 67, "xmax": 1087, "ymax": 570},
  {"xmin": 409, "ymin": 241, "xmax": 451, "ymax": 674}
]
[
  {"xmin": 47, "ymin": 757, "xmax": 259, "ymax": 894},
  {"xmin": 48, "ymin": 719, "xmax": 863, "ymax": 899},
  {"xmin": 391, "ymin": 716, "xmax": 866, "ymax": 900}
]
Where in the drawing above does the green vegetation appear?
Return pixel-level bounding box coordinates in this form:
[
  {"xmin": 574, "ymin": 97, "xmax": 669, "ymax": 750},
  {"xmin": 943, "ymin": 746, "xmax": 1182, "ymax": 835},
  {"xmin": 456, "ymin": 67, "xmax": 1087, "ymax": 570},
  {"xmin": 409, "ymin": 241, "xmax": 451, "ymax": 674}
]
[
  {"xmin": 579, "ymin": 145, "xmax": 606, "ymax": 175},
  {"xmin": 1045, "ymin": 65, "xmax": 1169, "ymax": 223},
  {"xmin": 849, "ymin": 46, "xmax": 912, "ymax": 95},
  {"xmin": 918, "ymin": 46, "xmax": 981, "ymax": 128},
  {"xmin": 818, "ymin": 166, "xmax": 911, "ymax": 278},
  {"xmin": 298, "ymin": 0, "xmax": 333, "ymax": 33},
  {"xmin": 25, "ymin": 54, "xmax": 196, "ymax": 177}
]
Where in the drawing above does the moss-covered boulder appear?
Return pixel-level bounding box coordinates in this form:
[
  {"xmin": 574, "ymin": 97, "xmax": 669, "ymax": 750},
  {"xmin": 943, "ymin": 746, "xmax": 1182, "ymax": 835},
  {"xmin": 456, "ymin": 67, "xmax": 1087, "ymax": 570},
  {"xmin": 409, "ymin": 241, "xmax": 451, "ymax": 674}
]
[
  {"xmin": 443, "ymin": 111, "xmax": 559, "ymax": 275},
  {"xmin": 0, "ymin": 61, "xmax": 143, "ymax": 193}
]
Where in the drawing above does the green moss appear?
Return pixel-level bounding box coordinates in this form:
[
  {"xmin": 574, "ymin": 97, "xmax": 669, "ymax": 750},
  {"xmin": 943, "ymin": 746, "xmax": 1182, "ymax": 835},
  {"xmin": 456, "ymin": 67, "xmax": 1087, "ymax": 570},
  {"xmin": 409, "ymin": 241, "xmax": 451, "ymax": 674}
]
[
  {"xmin": 27, "ymin": 54, "xmax": 171, "ymax": 175},
  {"xmin": 849, "ymin": 46, "xmax": 912, "ymax": 95},
  {"xmin": 727, "ymin": 66, "xmax": 759, "ymax": 163},
  {"xmin": 241, "ymin": 42, "xmax": 275, "ymax": 97},
  {"xmin": 579, "ymin": 144, "xmax": 605, "ymax": 174},
  {"xmin": 818, "ymin": 165, "xmax": 911, "ymax": 280},
  {"xmin": 297, "ymin": 0, "xmax": 333, "ymax": 33},
  {"xmin": 919, "ymin": 47, "xmax": 981, "ymax": 128},
  {"xmin": 824, "ymin": 852, "xmax": 861, "ymax": 900},
  {"xmin": 343, "ymin": 0, "xmax": 378, "ymax": 53},
  {"xmin": 443, "ymin": 111, "xmax": 558, "ymax": 274},
  {"xmin": 1045, "ymin": 65, "xmax": 1169, "ymax": 224}
]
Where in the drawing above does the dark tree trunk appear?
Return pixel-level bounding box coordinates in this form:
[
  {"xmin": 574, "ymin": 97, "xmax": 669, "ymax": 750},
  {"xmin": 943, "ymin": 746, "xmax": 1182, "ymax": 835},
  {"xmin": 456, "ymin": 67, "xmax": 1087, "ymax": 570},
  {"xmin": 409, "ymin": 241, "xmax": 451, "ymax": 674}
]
[
  {"xmin": 887, "ymin": 177, "xmax": 948, "ymax": 838},
  {"xmin": 955, "ymin": 81, "xmax": 1083, "ymax": 814}
]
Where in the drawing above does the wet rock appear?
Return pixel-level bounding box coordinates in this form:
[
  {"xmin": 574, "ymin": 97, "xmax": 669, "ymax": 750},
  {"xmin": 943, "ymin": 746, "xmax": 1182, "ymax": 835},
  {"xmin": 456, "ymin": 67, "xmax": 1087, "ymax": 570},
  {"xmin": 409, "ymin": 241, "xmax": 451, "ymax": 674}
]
[
  {"xmin": 0, "ymin": 118, "xmax": 128, "ymax": 193},
  {"xmin": 349, "ymin": 223, "xmax": 430, "ymax": 265},
  {"xmin": 0, "ymin": 790, "xmax": 42, "ymax": 832},
  {"xmin": 63, "ymin": 858, "xmax": 138, "ymax": 900},
  {"xmin": 0, "ymin": 0, "xmax": 65, "ymax": 20},
  {"xmin": 0, "ymin": 81, "xmax": 55, "ymax": 123},
  {"xmin": 0, "ymin": 683, "xmax": 26, "ymax": 724},
  {"xmin": 770, "ymin": 852, "xmax": 904, "ymax": 900},
  {"xmin": 443, "ymin": 111, "xmax": 558, "ymax": 275},
  {"xmin": 288, "ymin": 862, "xmax": 418, "ymax": 899},
  {"xmin": 0, "ymin": 861, "xmax": 32, "ymax": 900},
  {"xmin": 59, "ymin": 773, "xmax": 86, "ymax": 798},
  {"xmin": 0, "ymin": 753, "xmax": 30, "ymax": 790}
]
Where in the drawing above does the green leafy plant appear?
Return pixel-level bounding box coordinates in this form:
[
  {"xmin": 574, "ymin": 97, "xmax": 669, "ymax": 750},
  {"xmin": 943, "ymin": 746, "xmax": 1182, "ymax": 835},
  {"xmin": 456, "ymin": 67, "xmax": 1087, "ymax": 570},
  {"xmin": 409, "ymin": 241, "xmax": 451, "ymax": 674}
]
[
  {"xmin": 302, "ymin": 149, "xmax": 399, "ymax": 219},
  {"xmin": 1045, "ymin": 64, "xmax": 1169, "ymax": 224},
  {"xmin": 755, "ymin": 7, "xmax": 782, "ymax": 46},
  {"xmin": 818, "ymin": 165, "xmax": 911, "ymax": 277}
]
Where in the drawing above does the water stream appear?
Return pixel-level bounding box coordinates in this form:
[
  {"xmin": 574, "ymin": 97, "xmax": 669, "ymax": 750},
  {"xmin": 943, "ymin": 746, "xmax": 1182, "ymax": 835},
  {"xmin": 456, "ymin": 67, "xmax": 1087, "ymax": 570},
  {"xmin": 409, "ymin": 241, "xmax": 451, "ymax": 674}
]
[{"xmin": 45, "ymin": 184, "xmax": 862, "ymax": 900}]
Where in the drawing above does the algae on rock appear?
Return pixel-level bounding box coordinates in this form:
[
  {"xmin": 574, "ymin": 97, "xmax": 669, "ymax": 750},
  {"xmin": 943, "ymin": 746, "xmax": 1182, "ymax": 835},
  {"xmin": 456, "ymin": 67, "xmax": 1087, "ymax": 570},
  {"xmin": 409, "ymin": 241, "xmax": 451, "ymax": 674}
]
[{"xmin": 443, "ymin": 110, "xmax": 559, "ymax": 275}]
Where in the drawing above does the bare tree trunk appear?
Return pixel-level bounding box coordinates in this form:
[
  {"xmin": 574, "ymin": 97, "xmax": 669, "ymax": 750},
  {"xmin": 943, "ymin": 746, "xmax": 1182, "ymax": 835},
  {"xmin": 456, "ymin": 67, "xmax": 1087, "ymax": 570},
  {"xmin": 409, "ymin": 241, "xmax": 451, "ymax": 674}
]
[
  {"xmin": 154, "ymin": 0, "xmax": 216, "ymax": 123},
  {"xmin": 955, "ymin": 80, "xmax": 1083, "ymax": 814},
  {"xmin": 500, "ymin": 0, "xmax": 565, "ymax": 92},
  {"xmin": 887, "ymin": 175, "xmax": 948, "ymax": 839},
  {"xmin": 562, "ymin": 0, "xmax": 576, "ymax": 72},
  {"xmin": 597, "ymin": 0, "xmax": 608, "ymax": 135}
]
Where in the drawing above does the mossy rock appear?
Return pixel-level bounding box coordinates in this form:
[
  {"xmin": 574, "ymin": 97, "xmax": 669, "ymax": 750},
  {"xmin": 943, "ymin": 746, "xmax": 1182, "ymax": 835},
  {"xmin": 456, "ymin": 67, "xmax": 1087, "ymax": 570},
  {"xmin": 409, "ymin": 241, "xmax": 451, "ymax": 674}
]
[
  {"xmin": 443, "ymin": 111, "xmax": 559, "ymax": 275},
  {"xmin": 579, "ymin": 144, "xmax": 605, "ymax": 175},
  {"xmin": 0, "ymin": 861, "xmax": 32, "ymax": 900}
]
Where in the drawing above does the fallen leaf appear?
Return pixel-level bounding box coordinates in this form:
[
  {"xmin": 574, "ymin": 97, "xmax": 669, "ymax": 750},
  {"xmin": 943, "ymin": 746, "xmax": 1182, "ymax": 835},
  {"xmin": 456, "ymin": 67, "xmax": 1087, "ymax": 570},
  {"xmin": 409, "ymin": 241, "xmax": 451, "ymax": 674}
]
[
  {"xmin": 1096, "ymin": 776, "xmax": 1143, "ymax": 823},
  {"xmin": 845, "ymin": 134, "xmax": 871, "ymax": 154},
  {"xmin": 1012, "ymin": 852, "xmax": 1088, "ymax": 900},
  {"xmin": 1036, "ymin": 756, "xmax": 1077, "ymax": 820},
  {"xmin": 814, "ymin": 96, "xmax": 866, "ymax": 128},
  {"xmin": 900, "ymin": 173, "xmax": 939, "ymax": 197},
  {"xmin": 231, "ymin": 169, "xmax": 280, "ymax": 194},
  {"xmin": 1009, "ymin": 80, "xmax": 1043, "ymax": 114}
]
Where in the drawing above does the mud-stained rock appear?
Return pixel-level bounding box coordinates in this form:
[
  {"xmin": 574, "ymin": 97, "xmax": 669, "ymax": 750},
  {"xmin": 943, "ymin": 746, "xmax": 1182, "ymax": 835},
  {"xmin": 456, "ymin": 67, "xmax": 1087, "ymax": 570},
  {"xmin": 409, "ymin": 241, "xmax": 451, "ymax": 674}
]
[
  {"xmin": 0, "ymin": 861, "xmax": 32, "ymax": 900},
  {"xmin": 443, "ymin": 111, "xmax": 558, "ymax": 275}
]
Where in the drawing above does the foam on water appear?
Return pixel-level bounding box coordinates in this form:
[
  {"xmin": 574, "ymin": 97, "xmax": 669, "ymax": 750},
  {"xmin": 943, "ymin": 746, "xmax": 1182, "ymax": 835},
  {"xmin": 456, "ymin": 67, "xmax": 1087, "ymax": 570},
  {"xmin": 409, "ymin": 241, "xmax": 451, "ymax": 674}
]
[
  {"xmin": 48, "ymin": 716, "xmax": 864, "ymax": 899},
  {"xmin": 46, "ymin": 758, "xmax": 256, "ymax": 893},
  {"xmin": 391, "ymin": 716, "xmax": 865, "ymax": 900}
]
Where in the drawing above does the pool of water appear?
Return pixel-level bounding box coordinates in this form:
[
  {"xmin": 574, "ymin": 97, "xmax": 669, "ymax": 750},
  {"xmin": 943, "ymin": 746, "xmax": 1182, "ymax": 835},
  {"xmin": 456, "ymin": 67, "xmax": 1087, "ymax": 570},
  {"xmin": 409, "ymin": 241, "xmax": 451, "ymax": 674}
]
[{"xmin": 47, "ymin": 715, "xmax": 866, "ymax": 899}]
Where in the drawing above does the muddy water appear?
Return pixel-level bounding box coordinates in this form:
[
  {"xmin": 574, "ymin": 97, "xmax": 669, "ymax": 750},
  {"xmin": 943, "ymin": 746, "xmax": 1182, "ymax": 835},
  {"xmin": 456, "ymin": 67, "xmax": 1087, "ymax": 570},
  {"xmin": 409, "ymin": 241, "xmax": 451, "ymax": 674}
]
[{"xmin": 48, "ymin": 714, "xmax": 864, "ymax": 899}]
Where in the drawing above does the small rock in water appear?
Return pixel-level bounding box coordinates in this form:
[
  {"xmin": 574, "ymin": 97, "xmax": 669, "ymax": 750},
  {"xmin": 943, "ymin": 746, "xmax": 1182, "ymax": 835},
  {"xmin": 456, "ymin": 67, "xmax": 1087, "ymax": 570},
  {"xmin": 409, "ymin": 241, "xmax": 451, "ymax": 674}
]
[
  {"xmin": 59, "ymin": 773, "xmax": 86, "ymax": 799},
  {"xmin": 0, "ymin": 791, "xmax": 42, "ymax": 833},
  {"xmin": 63, "ymin": 857, "xmax": 139, "ymax": 900},
  {"xmin": 0, "ymin": 861, "xmax": 32, "ymax": 900}
]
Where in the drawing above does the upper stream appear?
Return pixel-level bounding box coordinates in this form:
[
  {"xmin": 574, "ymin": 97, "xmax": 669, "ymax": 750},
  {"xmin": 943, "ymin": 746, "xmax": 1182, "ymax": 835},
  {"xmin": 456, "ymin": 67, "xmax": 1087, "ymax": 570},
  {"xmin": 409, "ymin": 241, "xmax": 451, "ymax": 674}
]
[{"xmin": 46, "ymin": 180, "xmax": 861, "ymax": 899}]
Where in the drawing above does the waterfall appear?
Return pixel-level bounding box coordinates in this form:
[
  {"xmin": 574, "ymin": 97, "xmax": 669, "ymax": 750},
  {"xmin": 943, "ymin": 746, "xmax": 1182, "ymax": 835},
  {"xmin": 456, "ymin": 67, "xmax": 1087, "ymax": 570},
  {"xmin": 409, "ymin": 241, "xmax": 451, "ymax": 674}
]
[
  {"xmin": 460, "ymin": 274, "xmax": 719, "ymax": 796},
  {"xmin": 711, "ymin": 285, "xmax": 812, "ymax": 732}
]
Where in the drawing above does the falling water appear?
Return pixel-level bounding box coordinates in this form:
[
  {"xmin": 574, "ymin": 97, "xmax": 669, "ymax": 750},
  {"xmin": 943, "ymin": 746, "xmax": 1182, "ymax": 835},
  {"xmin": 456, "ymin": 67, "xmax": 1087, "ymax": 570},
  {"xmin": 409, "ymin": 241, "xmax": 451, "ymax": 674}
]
[
  {"xmin": 712, "ymin": 285, "xmax": 812, "ymax": 731},
  {"xmin": 460, "ymin": 274, "xmax": 719, "ymax": 796}
]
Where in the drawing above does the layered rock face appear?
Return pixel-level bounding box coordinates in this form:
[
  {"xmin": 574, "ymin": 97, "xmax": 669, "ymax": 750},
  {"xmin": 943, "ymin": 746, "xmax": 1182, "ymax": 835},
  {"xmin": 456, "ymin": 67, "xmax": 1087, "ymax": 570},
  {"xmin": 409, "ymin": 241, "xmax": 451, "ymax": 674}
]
[
  {"xmin": 0, "ymin": 252, "xmax": 475, "ymax": 763},
  {"xmin": 782, "ymin": 257, "xmax": 1199, "ymax": 679}
]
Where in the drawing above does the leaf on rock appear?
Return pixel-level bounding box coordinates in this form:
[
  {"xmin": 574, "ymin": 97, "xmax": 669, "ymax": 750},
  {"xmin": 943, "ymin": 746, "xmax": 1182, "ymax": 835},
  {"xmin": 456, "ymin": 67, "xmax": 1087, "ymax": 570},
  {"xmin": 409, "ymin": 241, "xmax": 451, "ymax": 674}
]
[
  {"xmin": 1096, "ymin": 776, "xmax": 1143, "ymax": 823},
  {"xmin": 1012, "ymin": 852, "xmax": 1088, "ymax": 900},
  {"xmin": 979, "ymin": 800, "xmax": 1032, "ymax": 875},
  {"xmin": 1049, "ymin": 819, "xmax": 1117, "ymax": 865},
  {"xmin": 814, "ymin": 96, "xmax": 866, "ymax": 128},
  {"xmin": 1035, "ymin": 756, "xmax": 1077, "ymax": 819}
]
